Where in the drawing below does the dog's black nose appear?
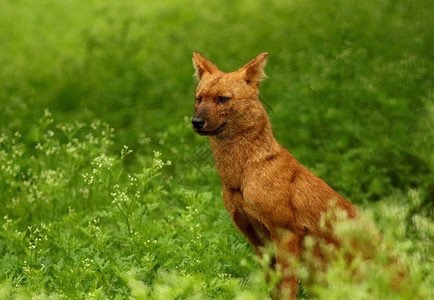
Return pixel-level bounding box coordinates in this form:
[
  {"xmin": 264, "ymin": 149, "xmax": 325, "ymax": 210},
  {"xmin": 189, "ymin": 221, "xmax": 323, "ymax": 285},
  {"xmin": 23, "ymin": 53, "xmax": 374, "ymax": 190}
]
[{"xmin": 192, "ymin": 117, "xmax": 205, "ymax": 129}]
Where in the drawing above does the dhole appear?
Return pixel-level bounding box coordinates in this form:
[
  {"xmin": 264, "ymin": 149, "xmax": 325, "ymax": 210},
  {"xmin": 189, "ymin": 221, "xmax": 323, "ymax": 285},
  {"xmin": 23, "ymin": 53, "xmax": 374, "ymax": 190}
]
[{"xmin": 191, "ymin": 52, "xmax": 402, "ymax": 299}]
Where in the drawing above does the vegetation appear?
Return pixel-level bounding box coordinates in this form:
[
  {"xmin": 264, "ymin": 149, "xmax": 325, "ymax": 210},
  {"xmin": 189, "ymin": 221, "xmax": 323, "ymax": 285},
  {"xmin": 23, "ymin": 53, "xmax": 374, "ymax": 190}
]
[{"xmin": 0, "ymin": 0, "xmax": 432, "ymax": 298}]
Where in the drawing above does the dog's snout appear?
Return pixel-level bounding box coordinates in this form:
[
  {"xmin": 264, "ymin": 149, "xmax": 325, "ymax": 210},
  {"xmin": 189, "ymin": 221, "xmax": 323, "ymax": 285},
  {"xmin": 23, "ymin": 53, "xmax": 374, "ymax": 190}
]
[{"xmin": 192, "ymin": 117, "xmax": 205, "ymax": 129}]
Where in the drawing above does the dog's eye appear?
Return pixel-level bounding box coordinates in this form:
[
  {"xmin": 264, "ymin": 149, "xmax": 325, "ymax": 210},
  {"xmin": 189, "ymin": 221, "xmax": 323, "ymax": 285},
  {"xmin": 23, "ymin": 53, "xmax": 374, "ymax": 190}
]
[
  {"xmin": 196, "ymin": 96, "xmax": 202, "ymax": 103},
  {"xmin": 218, "ymin": 96, "xmax": 231, "ymax": 104}
]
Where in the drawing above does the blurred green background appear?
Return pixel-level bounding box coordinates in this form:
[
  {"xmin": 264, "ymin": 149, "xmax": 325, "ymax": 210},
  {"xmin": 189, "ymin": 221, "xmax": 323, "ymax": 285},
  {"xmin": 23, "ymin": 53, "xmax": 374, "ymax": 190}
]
[
  {"xmin": 0, "ymin": 0, "xmax": 433, "ymax": 298},
  {"xmin": 1, "ymin": 0, "xmax": 432, "ymax": 202}
]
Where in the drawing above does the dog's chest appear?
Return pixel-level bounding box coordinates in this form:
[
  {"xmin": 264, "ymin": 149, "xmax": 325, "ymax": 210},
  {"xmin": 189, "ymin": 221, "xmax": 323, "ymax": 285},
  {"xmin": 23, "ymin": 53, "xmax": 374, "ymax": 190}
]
[
  {"xmin": 213, "ymin": 151, "xmax": 245, "ymax": 187},
  {"xmin": 216, "ymin": 165, "xmax": 242, "ymax": 188}
]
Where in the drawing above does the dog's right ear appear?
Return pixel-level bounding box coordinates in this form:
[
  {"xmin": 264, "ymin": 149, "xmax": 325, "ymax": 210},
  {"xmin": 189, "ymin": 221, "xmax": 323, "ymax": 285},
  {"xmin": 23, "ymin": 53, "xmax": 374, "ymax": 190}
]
[{"xmin": 192, "ymin": 52, "xmax": 219, "ymax": 81}]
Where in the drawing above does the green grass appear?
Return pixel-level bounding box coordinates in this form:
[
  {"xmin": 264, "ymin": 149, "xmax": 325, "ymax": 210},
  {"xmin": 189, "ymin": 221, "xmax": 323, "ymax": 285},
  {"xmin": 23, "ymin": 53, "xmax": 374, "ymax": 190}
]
[{"xmin": 0, "ymin": 0, "xmax": 432, "ymax": 298}]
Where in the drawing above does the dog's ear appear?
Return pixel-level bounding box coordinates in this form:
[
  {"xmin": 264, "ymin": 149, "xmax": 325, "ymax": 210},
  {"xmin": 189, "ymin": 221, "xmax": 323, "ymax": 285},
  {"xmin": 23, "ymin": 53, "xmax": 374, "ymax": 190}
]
[
  {"xmin": 192, "ymin": 52, "xmax": 219, "ymax": 80},
  {"xmin": 239, "ymin": 52, "xmax": 268, "ymax": 88}
]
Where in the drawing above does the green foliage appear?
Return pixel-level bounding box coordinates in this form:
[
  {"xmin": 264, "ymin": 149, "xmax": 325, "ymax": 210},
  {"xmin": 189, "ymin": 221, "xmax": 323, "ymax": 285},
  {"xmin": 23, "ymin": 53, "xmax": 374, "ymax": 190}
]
[
  {"xmin": 298, "ymin": 202, "xmax": 431, "ymax": 300},
  {"xmin": 0, "ymin": 0, "xmax": 432, "ymax": 298},
  {"xmin": 0, "ymin": 114, "xmax": 260, "ymax": 298}
]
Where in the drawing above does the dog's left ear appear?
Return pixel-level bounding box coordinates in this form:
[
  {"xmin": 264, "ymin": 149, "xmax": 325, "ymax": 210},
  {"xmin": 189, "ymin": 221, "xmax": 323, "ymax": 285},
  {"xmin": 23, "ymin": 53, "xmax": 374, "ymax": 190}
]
[
  {"xmin": 192, "ymin": 52, "xmax": 220, "ymax": 81},
  {"xmin": 239, "ymin": 52, "xmax": 268, "ymax": 88}
]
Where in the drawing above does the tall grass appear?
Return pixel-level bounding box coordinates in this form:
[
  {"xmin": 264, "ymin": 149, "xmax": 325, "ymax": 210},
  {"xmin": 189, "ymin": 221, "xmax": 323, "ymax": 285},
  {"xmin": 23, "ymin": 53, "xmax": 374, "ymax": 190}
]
[{"xmin": 0, "ymin": 0, "xmax": 432, "ymax": 298}]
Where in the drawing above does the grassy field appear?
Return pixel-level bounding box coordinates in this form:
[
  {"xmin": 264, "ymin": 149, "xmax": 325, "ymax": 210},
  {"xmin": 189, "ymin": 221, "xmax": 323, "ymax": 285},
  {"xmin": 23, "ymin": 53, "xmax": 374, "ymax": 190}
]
[{"xmin": 0, "ymin": 0, "xmax": 433, "ymax": 298}]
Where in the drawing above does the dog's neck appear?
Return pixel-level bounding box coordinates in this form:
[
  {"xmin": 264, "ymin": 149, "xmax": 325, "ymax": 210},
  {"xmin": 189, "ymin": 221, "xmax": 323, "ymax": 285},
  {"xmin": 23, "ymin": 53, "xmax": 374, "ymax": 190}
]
[
  {"xmin": 210, "ymin": 118, "xmax": 277, "ymax": 150},
  {"xmin": 207, "ymin": 106, "xmax": 282, "ymax": 187}
]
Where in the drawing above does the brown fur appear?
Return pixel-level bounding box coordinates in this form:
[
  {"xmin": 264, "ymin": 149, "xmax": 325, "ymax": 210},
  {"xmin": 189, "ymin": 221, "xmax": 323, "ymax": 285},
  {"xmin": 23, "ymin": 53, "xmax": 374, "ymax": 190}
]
[{"xmin": 191, "ymin": 52, "xmax": 401, "ymax": 299}]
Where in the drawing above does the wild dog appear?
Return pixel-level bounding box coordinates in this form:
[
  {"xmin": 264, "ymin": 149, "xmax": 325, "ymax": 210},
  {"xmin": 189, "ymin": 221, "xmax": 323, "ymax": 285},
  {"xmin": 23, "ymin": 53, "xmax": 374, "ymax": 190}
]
[{"xmin": 191, "ymin": 52, "xmax": 404, "ymax": 299}]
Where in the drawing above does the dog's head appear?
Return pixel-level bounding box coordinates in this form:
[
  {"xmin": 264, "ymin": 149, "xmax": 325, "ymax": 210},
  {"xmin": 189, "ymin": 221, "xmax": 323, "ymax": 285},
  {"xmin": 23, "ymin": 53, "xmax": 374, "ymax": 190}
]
[{"xmin": 191, "ymin": 52, "xmax": 268, "ymax": 137}]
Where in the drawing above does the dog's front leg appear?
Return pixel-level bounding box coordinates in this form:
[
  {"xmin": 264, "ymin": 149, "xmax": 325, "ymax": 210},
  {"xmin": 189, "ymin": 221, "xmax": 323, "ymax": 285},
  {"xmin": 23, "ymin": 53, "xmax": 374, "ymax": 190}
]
[
  {"xmin": 270, "ymin": 232, "xmax": 301, "ymax": 300},
  {"xmin": 222, "ymin": 185, "xmax": 267, "ymax": 255}
]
